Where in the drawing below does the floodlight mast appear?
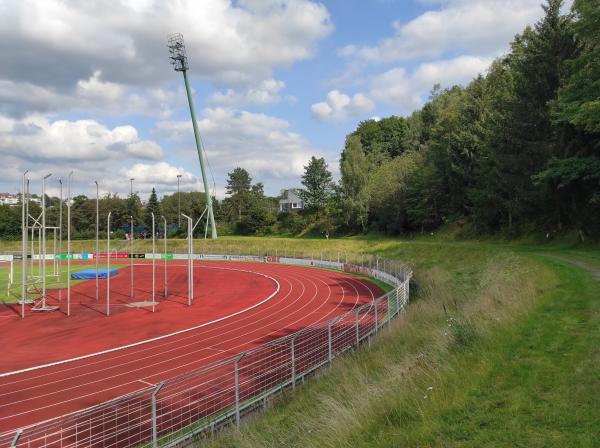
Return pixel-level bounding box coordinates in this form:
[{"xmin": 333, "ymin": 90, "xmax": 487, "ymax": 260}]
[{"xmin": 167, "ymin": 33, "xmax": 217, "ymax": 239}]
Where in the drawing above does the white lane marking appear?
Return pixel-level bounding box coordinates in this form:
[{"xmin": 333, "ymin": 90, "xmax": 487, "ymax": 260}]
[
  {"xmin": 0, "ymin": 265, "xmax": 280, "ymax": 378},
  {"xmin": 0, "ymin": 266, "xmax": 382, "ymax": 427}
]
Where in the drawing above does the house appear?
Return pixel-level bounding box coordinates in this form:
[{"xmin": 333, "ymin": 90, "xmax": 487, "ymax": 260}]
[
  {"xmin": 279, "ymin": 189, "xmax": 304, "ymax": 213},
  {"xmin": 0, "ymin": 193, "xmax": 19, "ymax": 206}
]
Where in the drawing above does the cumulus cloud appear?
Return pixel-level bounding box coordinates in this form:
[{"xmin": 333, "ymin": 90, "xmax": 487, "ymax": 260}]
[
  {"xmin": 0, "ymin": 114, "xmax": 177, "ymax": 197},
  {"xmin": 0, "ymin": 71, "xmax": 182, "ymax": 118},
  {"xmin": 339, "ymin": 0, "xmax": 543, "ymax": 62},
  {"xmin": 0, "ymin": 115, "xmax": 163, "ymax": 163},
  {"xmin": 156, "ymin": 107, "xmax": 320, "ymax": 182},
  {"xmin": 0, "ymin": 0, "xmax": 332, "ymax": 117},
  {"xmin": 311, "ymin": 90, "xmax": 375, "ymax": 121},
  {"xmin": 370, "ymin": 55, "xmax": 492, "ymax": 113},
  {"xmin": 208, "ymin": 78, "xmax": 293, "ymax": 107}
]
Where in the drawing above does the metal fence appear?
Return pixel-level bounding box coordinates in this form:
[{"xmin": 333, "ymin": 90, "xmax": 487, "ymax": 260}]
[{"xmin": 0, "ymin": 254, "xmax": 411, "ymax": 448}]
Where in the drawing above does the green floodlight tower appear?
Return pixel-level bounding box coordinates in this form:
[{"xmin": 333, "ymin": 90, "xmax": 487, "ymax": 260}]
[{"xmin": 167, "ymin": 33, "xmax": 217, "ymax": 239}]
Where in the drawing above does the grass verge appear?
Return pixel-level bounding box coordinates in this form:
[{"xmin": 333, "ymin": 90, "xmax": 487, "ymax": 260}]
[{"xmin": 185, "ymin": 239, "xmax": 597, "ymax": 447}]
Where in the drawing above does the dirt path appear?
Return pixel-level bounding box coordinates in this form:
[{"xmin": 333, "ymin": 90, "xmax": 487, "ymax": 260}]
[{"xmin": 544, "ymin": 254, "xmax": 600, "ymax": 281}]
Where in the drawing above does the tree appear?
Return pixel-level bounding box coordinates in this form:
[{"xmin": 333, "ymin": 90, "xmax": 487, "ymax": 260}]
[
  {"xmin": 349, "ymin": 116, "xmax": 410, "ymax": 162},
  {"xmin": 144, "ymin": 188, "xmax": 160, "ymax": 231},
  {"xmin": 339, "ymin": 135, "xmax": 371, "ymax": 232},
  {"xmin": 299, "ymin": 157, "xmax": 334, "ymax": 215},
  {"xmin": 555, "ymin": 0, "xmax": 600, "ymax": 133},
  {"xmin": 224, "ymin": 167, "xmax": 252, "ymax": 222}
]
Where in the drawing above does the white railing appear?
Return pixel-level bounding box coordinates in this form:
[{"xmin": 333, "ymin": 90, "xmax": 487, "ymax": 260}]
[{"xmin": 0, "ymin": 254, "xmax": 411, "ymax": 448}]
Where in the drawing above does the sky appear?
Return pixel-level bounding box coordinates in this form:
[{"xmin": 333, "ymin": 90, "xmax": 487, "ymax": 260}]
[{"xmin": 0, "ymin": 0, "xmax": 564, "ymax": 200}]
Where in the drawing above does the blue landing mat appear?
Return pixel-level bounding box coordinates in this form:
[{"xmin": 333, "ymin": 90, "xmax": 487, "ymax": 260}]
[{"xmin": 71, "ymin": 268, "xmax": 119, "ymax": 279}]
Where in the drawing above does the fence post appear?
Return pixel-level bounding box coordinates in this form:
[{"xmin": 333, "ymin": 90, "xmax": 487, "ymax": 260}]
[
  {"xmin": 152, "ymin": 382, "xmax": 164, "ymax": 448},
  {"xmin": 355, "ymin": 308, "xmax": 360, "ymax": 345},
  {"xmin": 395, "ymin": 287, "xmax": 400, "ymax": 316},
  {"xmin": 234, "ymin": 353, "xmax": 245, "ymax": 427},
  {"xmin": 374, "ymin": 299, "xmax": 378, "ymax": 334},
  {"xmin": 290, "ymin": 335, "xmax": 296, "ymax": 391},
  {"xmin": 10, "ymin": 429, "xmax": 22, "ymax": 448},
  {"xmin": 327, "ymin": 321, "xmax": 333, "ymax": 363}
]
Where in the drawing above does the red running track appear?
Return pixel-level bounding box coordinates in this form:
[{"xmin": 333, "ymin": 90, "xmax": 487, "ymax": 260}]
[{"xmin": 0, "ymin": 261, "xmax": 382, "ymax": 433}]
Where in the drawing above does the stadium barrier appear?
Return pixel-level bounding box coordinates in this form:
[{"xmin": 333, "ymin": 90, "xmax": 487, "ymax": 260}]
[{"xmin": 0, "ymin": 253, "xmax": 412, "ymax": 448}]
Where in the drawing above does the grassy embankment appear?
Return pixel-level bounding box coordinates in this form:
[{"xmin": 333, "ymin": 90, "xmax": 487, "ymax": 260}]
[
  {"xmin": 200, "ymin": 238, "xmax": 597, "ymax": 447},
  {"xmin": 1, "ymin": 237, "xmax": 599, "ymax": 446}
]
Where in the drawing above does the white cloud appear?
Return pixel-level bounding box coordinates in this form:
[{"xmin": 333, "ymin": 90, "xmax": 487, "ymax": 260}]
[
  {"xmin": 311, "ymin": 90, "xmax": 375, "ymax": 121},
  {"xmin": 0, "ymin": 115, "xmax": 163, "ymax": 163},
  {"xmin": 156, "ymin": 107, "xmax": 320, "ymax": 182},
  {"xmin": 370, "ymin": 55, "xmax": 493, "ymax": 113},
  {"xmin": 0, "ymin": 114, "xmax": 173, "ymax": 197},
  {"xmin": 208, "ymin": 78, "xmax": 291, "ymax": 107},
  {"xmin": 119, "ymin": 162, "xmax": 201, "ymax": 196},
  {"xmin": 339, "ymin": 0, "xmax": 543, "ymax": 63},
  {"xmin": 0, "ymin": 72, "xmax": 181, "ymax": 118},
  {"xmin": 0, "ymin": 0, "xmax": 332, "ymax": 118}
]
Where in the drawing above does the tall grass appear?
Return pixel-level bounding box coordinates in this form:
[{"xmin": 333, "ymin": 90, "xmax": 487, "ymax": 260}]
[{"xmin": 195, "ymin": 241, "xmax": 566, "ymax": 447}]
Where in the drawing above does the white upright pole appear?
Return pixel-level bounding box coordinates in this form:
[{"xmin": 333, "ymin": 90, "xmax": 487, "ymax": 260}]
[
  {"xmin": 152, "ymin": 212, "xmax": 156, "ymax": 313},
  {"xmin": 41, "ymin": 174, "xmax": 51, "ymax": 308},
  {"xmin": 130, "ymin": 216, "xmax": 134, "ymax": 298},
  {"xmin": 107, "ymin": 211, "xmax": 111, "ymax": 317},
  {"xmin": 129, "ymin": 178, "xmax": 134, "ymax": 299},
  {"xmin": 67, "ymin": 171, "xmax": 72, "ymax": 316},
  {"xmin": 182, "ymin": 214, "xmax": 192, "ymax": 306},
  {"xmin": 95, "ymin": 180, "xmax": 99, "ymax": 302},
  {"xmin": 21, "ymin": 170, "xmax": 29, "ymax": 319},
  {"xmin": 162, "ymin": 216, "xmax": 167, "ymax": 297},
  {"xmin": 58, "ymin": 178, "xmax": 62, "ymax": 302}
]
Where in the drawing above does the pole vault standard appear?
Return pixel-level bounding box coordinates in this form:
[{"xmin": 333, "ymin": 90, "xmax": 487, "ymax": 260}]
[
  {"xmin": 162, "ymin": 215, "xmax": 167, "ymax": 297},
  {"xmin": 20, "ymin": 170, "xmax": 29, "ymax": 319},
  {"xmin": 167, "ymin": 33, "xmax": 217, "ymax": 240},
  {"xmin": 67, "ymin": 171, "xmax": 73, "ymax": 316},
  {"xmin": 94, "ymin": 180, "xmax": 99, "ymax": 302},
  {"xmin": 107, "ymin": 211, "xmax": 112, "ymax": 317},
  {"xmin": 130, "ymin": 216, "xmax": 134, "ymax": 298},
  {"xmin": 58, "ymin": 178, "xmax": 62, "ymax": 302},
  {"xmin": 181, "ymin": 213, "xmax": 193, "ymax": 306},
  {"xmin": 41, "ymin": 174, "xmax": 50, "ymax": 306},
  {"xmin": 31, "ymin": 174, "xmax": 59, "ymax": 312},
  {"xmin": 151, "ymin": 212, "xmax": 156, "ymax": 313}
]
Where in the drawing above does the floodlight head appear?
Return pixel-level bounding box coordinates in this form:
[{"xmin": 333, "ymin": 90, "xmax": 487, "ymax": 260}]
[{"xmin": 167, "ymin": 33, "xmax": 189, "ymax": 72}]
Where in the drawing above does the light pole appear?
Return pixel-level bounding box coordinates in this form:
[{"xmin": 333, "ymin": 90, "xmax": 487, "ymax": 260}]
[
  {"xmin": 95, "ymin": 180, "xmax": 99, "ymax": 302},
  {"xmin": 177, "ymin": 174, "xmax": 182, "ymax": 229},
  {"xmin": 168, "ymin": 33, "xmax": 217, "ymax": 239}
]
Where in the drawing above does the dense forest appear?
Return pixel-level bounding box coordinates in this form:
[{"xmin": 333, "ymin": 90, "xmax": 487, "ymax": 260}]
[{"xmin": 0, "ymin": 0, "xmax": 598, "ymax": 241}]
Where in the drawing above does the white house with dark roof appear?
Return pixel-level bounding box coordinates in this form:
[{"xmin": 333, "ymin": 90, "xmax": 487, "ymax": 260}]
[{"xmin": 279, "ymin": 189, "xmax": 304, "ymax": 213}]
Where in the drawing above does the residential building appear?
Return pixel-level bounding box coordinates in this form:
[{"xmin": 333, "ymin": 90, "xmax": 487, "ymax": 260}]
[{"xmin": 279, "ymin": 189, "xmax": 304, "ymax": 213}]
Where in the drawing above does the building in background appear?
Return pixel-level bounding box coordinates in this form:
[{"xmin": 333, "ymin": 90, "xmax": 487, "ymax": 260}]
[
  {"xmin": 0, "ymin": 193, "xmax": 19, "ymax": 206},
  {"xmin": 279, "ymin": 189, "xmax": 304, "ymax": 213}
]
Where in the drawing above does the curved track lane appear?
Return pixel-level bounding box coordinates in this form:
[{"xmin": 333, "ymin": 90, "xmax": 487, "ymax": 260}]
[{"xmin": 0, "ymin": 261, "xmax": 382, "ymax": 432}]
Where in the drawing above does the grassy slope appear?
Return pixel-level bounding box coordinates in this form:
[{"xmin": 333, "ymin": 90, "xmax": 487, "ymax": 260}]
[{"xmin": 185, "ymin": 238, "xmax": 596, "ymax": 448}]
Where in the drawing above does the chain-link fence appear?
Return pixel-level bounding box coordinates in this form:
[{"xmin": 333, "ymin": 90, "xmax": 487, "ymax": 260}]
[{"xmin": 0, "ymin": 254, "xmax": 411, "ymax": 448}]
